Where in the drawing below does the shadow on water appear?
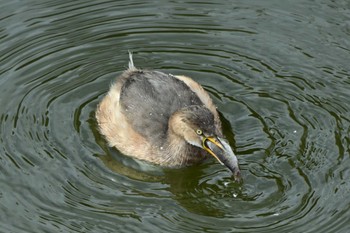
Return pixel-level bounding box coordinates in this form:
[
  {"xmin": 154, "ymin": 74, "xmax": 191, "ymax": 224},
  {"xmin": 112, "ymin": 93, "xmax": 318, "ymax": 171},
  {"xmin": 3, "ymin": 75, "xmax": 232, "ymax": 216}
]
[
  {"xmin": 99, "ymin": 151, "xmax": 244, "ymax": 217},
  {"xmin": 95, "ymin": 133, "xmax": 241, "ymax": 218}
]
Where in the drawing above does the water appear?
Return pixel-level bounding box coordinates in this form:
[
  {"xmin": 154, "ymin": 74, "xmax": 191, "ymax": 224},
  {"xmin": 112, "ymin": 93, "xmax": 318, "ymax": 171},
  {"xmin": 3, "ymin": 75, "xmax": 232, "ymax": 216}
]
[{"xmin": 1, "ymin": 0, "xmax": 349, "ymax": 232}]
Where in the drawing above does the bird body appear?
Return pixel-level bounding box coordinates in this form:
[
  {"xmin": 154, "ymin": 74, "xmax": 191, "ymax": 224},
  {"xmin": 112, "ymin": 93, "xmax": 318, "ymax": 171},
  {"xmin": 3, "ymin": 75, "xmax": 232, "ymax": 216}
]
[{"xmin": 96, "ymin": 53, "xmax": 240, "ymax": 180}]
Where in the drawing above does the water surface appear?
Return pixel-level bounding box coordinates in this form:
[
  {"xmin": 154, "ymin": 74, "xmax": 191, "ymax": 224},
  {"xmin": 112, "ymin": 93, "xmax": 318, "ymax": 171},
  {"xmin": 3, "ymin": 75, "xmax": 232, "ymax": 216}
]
[{"xmin": 1, "ymin": 1, "xmax": 350, "ymax": 232}]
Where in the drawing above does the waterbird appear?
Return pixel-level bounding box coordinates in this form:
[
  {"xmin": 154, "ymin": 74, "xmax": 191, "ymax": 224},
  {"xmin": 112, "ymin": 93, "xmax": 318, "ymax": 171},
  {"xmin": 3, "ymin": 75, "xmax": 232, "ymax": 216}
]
[{"xmin": 96, "ymin": 53, "xmax": 241, "ymax": 181}]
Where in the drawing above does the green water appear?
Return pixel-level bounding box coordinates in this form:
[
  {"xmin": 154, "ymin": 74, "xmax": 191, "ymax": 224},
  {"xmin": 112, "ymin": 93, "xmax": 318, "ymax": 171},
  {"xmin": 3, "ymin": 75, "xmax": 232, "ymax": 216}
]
[{"xmin": 1, "ymin": 1, "xmax": 349, "ymax": 232}]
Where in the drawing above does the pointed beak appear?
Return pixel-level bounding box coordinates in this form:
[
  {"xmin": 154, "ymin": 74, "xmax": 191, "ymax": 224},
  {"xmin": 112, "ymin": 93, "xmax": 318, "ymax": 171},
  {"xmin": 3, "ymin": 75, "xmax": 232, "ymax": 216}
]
[{"xmin": 202, "ymin": 136, "xmax": 241, "ymax": 182}]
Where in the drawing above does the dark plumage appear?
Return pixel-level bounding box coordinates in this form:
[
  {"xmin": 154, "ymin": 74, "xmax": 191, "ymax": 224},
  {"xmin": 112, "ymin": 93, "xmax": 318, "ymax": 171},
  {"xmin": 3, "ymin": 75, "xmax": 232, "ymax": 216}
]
[{"xmin": 120, "ymin": 70, "xmax": 203, "ymax": 145}]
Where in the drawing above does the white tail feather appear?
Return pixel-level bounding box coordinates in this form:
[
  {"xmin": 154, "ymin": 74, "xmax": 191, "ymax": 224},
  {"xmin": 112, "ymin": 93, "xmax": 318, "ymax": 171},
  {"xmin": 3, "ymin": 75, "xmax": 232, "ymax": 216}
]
[{"xmin": 128, "ymin": 51, "xmax": 136, "ymax": 70}]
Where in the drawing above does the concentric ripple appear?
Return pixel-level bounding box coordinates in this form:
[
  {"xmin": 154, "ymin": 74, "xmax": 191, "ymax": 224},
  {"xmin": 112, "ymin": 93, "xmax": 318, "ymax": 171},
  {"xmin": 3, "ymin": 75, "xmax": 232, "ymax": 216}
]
[{"xmin": 1, "ymin": 0, "xmax": 350, "ymax": 232}]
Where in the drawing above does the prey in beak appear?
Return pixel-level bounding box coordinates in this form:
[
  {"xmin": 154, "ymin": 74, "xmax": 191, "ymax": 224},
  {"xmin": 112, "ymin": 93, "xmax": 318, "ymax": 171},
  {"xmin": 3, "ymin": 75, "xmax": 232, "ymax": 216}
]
[{"xmin": 202, "ymin": 136, "xmax": 241, "ymax": 182}]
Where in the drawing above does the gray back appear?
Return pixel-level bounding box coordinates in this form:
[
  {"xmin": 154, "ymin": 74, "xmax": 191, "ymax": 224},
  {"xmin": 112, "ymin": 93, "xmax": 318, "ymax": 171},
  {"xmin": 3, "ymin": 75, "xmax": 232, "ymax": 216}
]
[{"xmin": 120, "ymin": 70, "xmax": 203, "ymax": 145}]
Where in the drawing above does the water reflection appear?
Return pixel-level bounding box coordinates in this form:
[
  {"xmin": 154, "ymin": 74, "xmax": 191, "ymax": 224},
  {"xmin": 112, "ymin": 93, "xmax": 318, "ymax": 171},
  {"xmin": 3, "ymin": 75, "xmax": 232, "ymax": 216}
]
[
  {"xmin": 1, "ymin": 0, "xmax": 350, "ymax": 232},
  {"xmin": 98, "ymin": 145, "xmax": 241, "ymax": 217}
]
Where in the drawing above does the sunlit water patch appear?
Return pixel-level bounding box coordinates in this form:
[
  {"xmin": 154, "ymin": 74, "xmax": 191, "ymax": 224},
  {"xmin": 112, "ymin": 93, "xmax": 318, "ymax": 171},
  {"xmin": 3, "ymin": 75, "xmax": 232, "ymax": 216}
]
[{"xmin": 0, "ymin": 0, "xmax": 349, "ymax": 232}]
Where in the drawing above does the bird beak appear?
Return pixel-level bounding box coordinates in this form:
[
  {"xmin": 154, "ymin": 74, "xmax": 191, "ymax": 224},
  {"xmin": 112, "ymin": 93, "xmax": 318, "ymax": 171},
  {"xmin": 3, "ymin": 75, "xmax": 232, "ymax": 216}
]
[{"xmin": 202, "ymin": 136, "xmax": 241, "ymax": 182}]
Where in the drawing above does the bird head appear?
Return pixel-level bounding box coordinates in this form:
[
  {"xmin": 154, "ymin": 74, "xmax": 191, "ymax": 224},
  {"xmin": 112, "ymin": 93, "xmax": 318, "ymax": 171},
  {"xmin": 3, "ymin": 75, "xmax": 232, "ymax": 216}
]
[{"xmin": 170, "ymin": 105, "xmax": 241, "ymax": 181}]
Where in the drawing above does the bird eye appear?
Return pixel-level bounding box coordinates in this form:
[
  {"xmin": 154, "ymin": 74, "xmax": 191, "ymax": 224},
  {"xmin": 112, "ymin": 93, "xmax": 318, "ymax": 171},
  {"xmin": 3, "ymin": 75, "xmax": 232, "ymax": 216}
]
[{"xmin": 196, "ymin": 129, "xmax": 202, "ymax": 135}]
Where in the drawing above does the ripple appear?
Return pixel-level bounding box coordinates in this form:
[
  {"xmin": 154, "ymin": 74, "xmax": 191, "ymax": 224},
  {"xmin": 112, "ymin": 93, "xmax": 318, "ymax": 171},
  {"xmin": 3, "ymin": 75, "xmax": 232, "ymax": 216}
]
[{"xmin": 1, "ymin": 0, "xmax": 350, "ymax": 232}]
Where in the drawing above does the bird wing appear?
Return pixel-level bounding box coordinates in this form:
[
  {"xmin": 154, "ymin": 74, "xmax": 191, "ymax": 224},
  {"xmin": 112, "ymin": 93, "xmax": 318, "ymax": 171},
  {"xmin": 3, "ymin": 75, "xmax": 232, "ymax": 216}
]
[{"xmin": 119, "ymin": 70, "xmax": 203, "ymax": 145}]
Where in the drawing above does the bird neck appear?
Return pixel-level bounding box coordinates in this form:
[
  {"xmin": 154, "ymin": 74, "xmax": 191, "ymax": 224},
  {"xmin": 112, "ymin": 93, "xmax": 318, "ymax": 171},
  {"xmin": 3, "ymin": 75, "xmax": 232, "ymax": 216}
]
[
  {"xmin": 161, "ymin": 129, "xmax": 200, "ymax": 167},
  {"xmin": 159, "ymin": 113, "xmax": 205, "ymax": 167}
]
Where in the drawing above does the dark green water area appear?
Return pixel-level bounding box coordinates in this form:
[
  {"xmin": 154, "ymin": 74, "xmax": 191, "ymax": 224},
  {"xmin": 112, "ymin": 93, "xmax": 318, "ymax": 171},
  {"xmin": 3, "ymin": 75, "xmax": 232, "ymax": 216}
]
[{"xmin": 0, "ymin": 1, "xmax": 349, "ymax": 232}]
